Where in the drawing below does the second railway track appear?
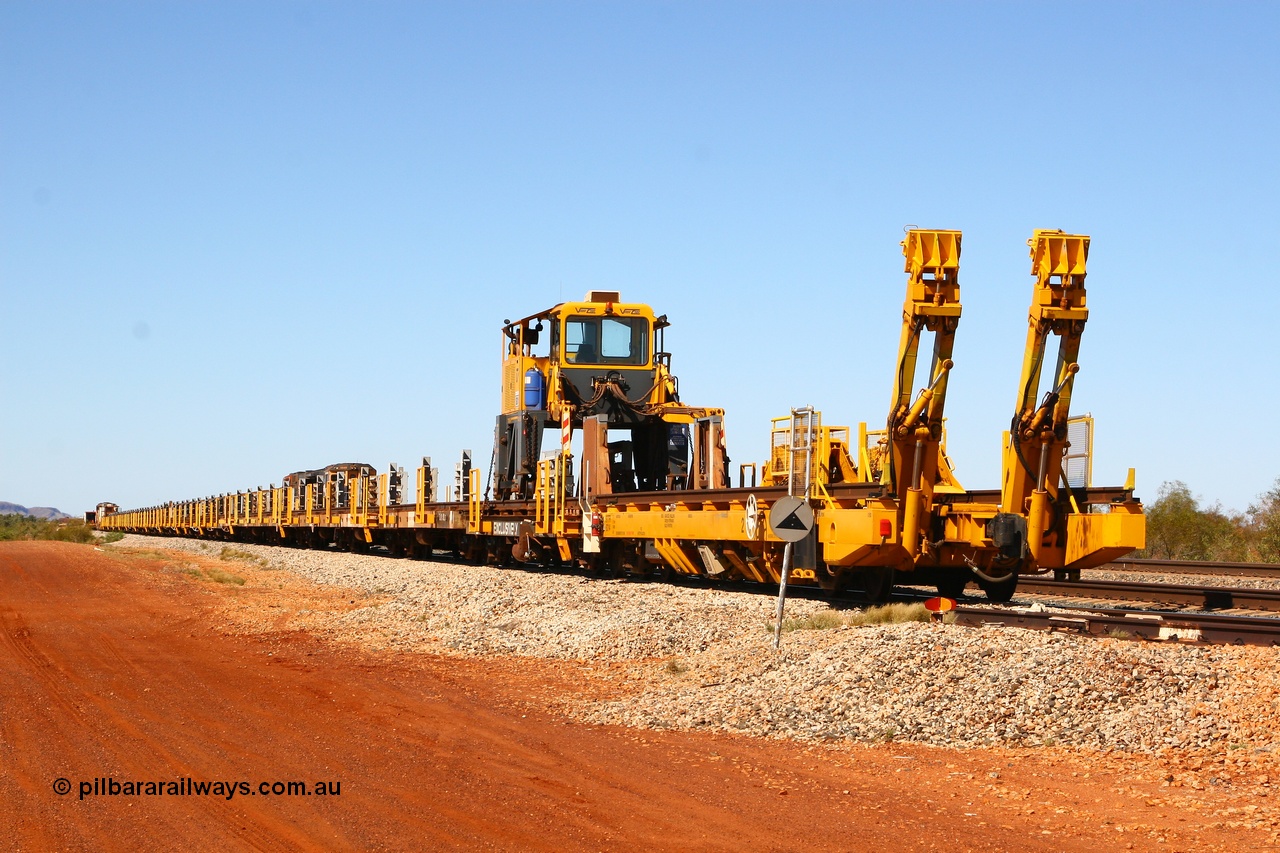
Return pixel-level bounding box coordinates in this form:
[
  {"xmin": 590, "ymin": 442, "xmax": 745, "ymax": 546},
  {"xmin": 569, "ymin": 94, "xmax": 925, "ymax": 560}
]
[
  {"xmin": 1105, "ymin": 557, "xmax": 1280, "ymax": 579},
  {"xmin": 1015, "ymin": 576, "xmax": 1280, "ymax": 612}
]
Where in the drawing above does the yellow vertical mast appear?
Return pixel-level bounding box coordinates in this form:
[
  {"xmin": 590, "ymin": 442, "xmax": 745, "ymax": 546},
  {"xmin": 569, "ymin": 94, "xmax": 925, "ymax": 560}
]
[
  {"xmin": 887, "ymin": 228, "xmax": 962, "ymax": 561},
  {"xmin": 1001, "ymin": 229, "xmax": 1090, "ymax": 566}
]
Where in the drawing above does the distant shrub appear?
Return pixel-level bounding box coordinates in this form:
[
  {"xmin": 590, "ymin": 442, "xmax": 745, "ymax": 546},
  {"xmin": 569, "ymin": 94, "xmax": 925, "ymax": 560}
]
[
  {"xmin": 0, "ymin": 514, "xmax": 44, "ymax": 541},
  {"xmin": 45, "ymin": 521, "xmax": 97, "ymax": 544},
  {"xmin": 0, "ymin": 514, "xmax": 96, "ymax": 544}
]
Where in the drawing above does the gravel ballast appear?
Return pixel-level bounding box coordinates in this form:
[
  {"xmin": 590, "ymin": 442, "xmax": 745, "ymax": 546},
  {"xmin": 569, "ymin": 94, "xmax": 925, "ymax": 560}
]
[{"xmin": 110, "ymin": 534, "xmax": 1280, "ymax": 755}]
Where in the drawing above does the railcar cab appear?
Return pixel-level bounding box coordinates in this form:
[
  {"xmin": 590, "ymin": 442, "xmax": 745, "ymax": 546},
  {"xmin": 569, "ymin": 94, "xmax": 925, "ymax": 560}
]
[
  {"xmin": 498, "ymin": 291, "xmax": 670, "ymax": 424},
  {"xmin": 551, "ymin": 294, "xmax": 667, "ymax": 420},
  {"xmin": 495, "ymin": 292, "xmax": 690, "ymax": 501},
  {"xmin": 86, "ymin": 502, "xmax": 119, "ymax": 525}
]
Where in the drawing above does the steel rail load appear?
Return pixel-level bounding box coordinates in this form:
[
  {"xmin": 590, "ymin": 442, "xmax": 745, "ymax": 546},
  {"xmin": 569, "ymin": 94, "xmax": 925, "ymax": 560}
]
[{"xmin": 98, "ymin": 231, "xmax": 1146, "ymax": 602}]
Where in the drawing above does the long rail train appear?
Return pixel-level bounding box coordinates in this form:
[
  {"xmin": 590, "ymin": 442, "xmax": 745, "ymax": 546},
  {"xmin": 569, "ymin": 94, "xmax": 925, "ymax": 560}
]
[{"xmin": 98, "ymin": 229, "xmax": 1146, "ymax": 602}]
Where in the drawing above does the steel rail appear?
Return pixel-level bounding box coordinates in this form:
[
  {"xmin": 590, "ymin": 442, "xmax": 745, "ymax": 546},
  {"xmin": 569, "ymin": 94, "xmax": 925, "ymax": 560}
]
[
  {"xmin": 1016, "ymin": 577, "xmax": 1280, "ymax": 612},
  {"xmin": 587, "ymin": 484, "xmax": 1134, "ymax": 508}
]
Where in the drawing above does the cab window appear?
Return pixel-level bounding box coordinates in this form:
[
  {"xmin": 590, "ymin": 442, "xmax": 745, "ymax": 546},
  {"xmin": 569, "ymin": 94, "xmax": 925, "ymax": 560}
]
[{"xmin": 565, "ymin": 316, "xmax": 649, "ymax": 365}]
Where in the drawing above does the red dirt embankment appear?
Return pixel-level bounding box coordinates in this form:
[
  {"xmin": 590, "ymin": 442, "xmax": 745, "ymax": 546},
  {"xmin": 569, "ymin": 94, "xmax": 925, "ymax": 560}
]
[{"xmin": 0, "ymin": 541, "xmax": 1270, "ymax": 851}]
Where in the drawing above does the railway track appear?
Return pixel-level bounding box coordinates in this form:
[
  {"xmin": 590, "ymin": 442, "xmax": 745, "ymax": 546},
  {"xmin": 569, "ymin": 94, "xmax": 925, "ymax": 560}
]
[
  {"xmin": 538, "ymin": 564, "xmax": 1280, "ymax": 647},
  {"xmin": 624, "ymin": 568, "xmax": 1280, "ymax": 647},
  {"xmin": 1016, "ymin": 576, "xmax": 1280, "ymax": 612},
  {"xmin": 949, "ymin": 603, "xmax": 1280, "ymax": 647},
  {"xmin": 827, "ymin": 582, "xmax": 1280, "ymax": 646}
]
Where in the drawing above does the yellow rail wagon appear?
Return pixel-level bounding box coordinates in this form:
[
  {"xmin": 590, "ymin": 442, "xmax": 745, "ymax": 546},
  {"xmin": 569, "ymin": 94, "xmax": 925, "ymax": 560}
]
[{"xmin": 98, "ymin": 230, "xmax": 1145, "ymax": 602}]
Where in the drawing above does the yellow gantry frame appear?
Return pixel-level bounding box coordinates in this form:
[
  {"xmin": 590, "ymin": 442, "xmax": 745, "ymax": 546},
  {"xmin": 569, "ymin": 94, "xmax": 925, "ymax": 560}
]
[
  {"xmin": 1001, "ymin": 230, "xmax": 1090, "ymax": 565},
  {"xmin": 997, "ymin": 230, "xmax": 1145, "ymax": 571},
  {"xmin": 887, "ymin": 229, "xmax": 965, "ymax": 561}
]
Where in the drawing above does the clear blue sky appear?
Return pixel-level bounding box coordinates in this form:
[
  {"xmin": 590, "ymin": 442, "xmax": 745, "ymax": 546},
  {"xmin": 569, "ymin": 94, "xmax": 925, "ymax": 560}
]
[{"xmin": 3, "ymin": 1, "xmax": 1278, "ymax": 516}]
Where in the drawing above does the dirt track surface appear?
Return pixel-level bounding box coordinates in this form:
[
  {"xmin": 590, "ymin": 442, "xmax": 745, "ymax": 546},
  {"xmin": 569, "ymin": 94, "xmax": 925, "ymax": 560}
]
[{"xmin": 1, "ymin": 541, "xmax": 1275, "ymax": 851}]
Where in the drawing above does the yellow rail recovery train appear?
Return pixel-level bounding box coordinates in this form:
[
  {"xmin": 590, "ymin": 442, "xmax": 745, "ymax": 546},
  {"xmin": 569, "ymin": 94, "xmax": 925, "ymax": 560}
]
[{"xmin": 98, "ymin": 229, "xmax": 1145, "ymax": 602}]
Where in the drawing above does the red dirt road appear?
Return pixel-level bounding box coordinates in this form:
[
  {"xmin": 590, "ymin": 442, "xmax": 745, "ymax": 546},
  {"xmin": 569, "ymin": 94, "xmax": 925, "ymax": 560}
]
[{"xmin": 0, "ymin": 541, "xmax": 1270, "ymax": 851}]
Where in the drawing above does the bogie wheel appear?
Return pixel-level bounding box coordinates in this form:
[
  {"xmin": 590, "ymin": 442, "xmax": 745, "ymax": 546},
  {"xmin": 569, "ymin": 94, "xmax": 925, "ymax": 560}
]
[
  {"xmin": 977, "ymin": 572, "xmax": 1018, "ymax": 603},
  {"xmin": 824, "ymin": 569, "xmax": 851, "ymax": 599},
  {"xmin": 862, "ymin": 567, "xmax": 895, "ymax": 604},
  {"xmin": 815, "ymin": 563, "xmax": 841, "ymax": 596}
]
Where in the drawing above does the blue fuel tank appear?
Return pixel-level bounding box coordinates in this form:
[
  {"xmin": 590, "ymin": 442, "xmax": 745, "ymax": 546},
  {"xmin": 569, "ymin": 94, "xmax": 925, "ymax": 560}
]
[{"xmin": 523, "ymin": 368, "xmax": 546, "ymax": 410}]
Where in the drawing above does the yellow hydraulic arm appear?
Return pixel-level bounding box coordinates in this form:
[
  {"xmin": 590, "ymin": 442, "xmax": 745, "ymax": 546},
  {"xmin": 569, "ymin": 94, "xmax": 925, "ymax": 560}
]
[
  {"xmin": 1000, "ymin": 229, "xmax": 1090, "ymax": 566},
  {"xmin": 886, "ymin": 228, "xmax": 964, "ymax": 561}
]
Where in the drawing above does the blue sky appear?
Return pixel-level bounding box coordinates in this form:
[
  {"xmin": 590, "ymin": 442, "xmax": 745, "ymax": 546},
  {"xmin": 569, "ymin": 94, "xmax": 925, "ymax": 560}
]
[{"xmin": 2, "ymin": 1, "xmax": 1277, "ymax": 516}]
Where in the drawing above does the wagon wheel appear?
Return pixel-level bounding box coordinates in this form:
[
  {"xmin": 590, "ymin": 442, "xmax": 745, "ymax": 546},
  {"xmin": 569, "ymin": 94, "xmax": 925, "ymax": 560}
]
[
  {"xmin": 976, "ymin": 570, "xmax": 1018, "ymax": 603},
  {"xmin": 936, "ymin": 574, "xmax": 969, "ymax": 600},
  {"xmin": 862, "ymin": 566, "xmax": 895, "ymax": 603}
]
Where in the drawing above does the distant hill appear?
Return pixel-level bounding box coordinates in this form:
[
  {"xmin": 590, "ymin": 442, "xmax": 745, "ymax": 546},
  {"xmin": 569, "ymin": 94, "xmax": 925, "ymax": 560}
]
[{"xmin": 0, "ymin": 502, "xmax": 71, "ymax": 520}]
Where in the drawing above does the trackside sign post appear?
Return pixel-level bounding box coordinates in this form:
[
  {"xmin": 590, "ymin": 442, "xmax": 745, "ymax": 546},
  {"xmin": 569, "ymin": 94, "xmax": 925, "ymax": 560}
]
[{"xmin": 770, "ymin": 496, "xmax": 815, "ymax": 649}]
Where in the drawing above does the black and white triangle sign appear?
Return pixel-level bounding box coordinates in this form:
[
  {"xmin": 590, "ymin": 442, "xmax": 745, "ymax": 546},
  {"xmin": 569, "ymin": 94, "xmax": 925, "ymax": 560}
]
[{"xmin": 768, "ymin": 496, "xmax": 814, "ymax": 542}]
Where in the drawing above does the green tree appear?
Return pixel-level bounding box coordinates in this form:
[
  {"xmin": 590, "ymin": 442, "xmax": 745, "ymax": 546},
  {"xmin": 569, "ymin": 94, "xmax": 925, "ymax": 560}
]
[
  {"xmin": 1247, "ymin": 478, "xmax": 1280, "ymax": 562},
  {"xmin": 1140, "ymin": 481, "xmax": 1243, "ymax": 560}
]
